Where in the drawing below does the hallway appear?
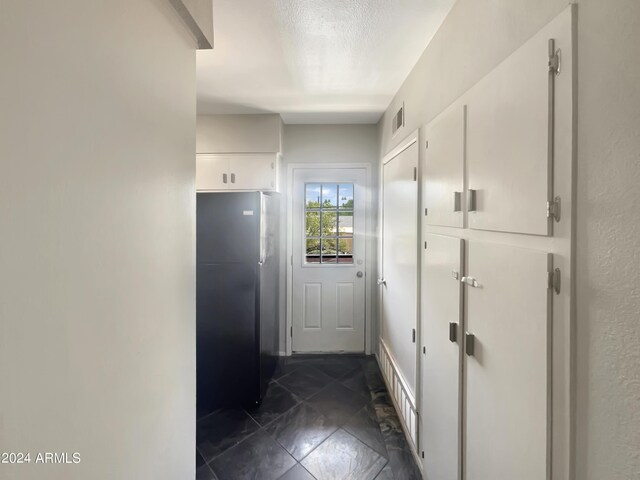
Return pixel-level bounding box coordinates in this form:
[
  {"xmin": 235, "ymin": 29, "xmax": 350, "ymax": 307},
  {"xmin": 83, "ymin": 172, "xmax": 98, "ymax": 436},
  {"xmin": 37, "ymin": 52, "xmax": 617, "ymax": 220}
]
[{"xmin": 196, "ymin": 355, "xmax": 421, "ymax": 480}]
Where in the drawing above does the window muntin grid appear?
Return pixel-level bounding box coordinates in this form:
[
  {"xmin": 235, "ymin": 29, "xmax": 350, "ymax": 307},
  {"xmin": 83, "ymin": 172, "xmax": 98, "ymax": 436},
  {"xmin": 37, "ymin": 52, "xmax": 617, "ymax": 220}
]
[{"xmin": 305, "ymin": 183, "xmax": 354, "ymax": 264}]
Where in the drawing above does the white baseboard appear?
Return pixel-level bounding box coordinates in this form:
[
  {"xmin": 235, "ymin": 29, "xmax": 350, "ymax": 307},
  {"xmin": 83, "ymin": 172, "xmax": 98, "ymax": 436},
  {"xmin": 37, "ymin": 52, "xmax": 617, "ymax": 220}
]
[{"xmin": 377, "ymin": 338, "xmax": 419, "ymax": 450}]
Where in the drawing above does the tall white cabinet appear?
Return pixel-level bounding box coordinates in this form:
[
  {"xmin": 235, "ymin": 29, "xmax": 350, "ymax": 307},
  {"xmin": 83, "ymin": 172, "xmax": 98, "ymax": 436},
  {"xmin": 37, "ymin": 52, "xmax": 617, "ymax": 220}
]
[{"xmin": 416, "ymin": 6, "xmax": 575, "ymax": 480}]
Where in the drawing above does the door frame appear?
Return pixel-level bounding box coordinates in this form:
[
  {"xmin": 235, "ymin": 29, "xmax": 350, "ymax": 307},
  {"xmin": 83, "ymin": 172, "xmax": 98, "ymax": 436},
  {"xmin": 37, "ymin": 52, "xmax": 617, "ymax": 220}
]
[{"xmin": 286, "ymin": 162, "xmax": 373, "ymax": 356}]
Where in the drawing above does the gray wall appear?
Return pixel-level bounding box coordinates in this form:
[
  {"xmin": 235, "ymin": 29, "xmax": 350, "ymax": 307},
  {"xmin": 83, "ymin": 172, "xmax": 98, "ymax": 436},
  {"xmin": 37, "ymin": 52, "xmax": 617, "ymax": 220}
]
[
  {"xmin": 280, "ymin": 125, "xmax": 380, "ymax": 353},
  {"xmin": 377, "ymin": 0, "xmax": 640, "ymax": 478},
  {"xmin": 0, "ymin": 1, "xmax": 196, "ymax": 479}
]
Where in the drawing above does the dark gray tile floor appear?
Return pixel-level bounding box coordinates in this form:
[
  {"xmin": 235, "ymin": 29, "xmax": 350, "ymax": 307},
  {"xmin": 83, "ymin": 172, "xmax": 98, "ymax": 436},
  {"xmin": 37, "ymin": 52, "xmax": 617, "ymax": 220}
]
[{"xmin": 196, "ymin": 354, "xmax": 422, "ymax": 480}]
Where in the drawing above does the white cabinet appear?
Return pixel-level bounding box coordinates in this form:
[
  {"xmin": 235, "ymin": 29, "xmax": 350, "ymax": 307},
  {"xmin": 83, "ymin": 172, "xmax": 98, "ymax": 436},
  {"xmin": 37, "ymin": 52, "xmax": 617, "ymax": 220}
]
[
  {"xmin": 465, "ymin": 7, "xmax": 572, "ymax": 236},
  {"xmin": 464, "ymin": 241, "xmax": 551, "ymax": 480},
  {"xmin": 420, "ymin": 234, "xmax": 463, "ymax": 480},
  {"xmin": 424, "ymin": 105, "xmax": 465, "ymax": 228},
  {"xmin": 196, "ymin": 153, "xmax": 279, "ymax": 192},
  {"xmin": 419, "ymin": 239, "xmax": 553, "ymax": 480},
  {"xmin": 195, "ymin": 154, "xmax": 229, "ymax": 191}
]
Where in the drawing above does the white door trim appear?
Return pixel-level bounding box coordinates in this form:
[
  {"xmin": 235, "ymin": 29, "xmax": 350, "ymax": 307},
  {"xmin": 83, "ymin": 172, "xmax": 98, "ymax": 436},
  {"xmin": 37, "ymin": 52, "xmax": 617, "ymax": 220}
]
[{"xmin": 286, "ymin": 162, "xmax": 373, "ymax": 356}]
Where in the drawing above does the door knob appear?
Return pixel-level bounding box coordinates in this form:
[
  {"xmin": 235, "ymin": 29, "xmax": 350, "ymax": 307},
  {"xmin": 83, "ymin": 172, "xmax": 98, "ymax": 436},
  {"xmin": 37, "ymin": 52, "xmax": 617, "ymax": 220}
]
[
  {"xmin": 377, "ymin": 278, "xmax": 386, "ymax": 286},
  {"xmin": 356, "ymin": 271, "xmax": 364, "ymax": 278}
]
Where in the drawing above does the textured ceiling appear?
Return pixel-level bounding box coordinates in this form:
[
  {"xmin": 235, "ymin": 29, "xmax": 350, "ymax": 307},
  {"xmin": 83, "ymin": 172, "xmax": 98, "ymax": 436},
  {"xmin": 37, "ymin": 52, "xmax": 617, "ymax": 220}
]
[{"xmin": 196, "ymin": 0, "xmax": 456, "ymax": 124}]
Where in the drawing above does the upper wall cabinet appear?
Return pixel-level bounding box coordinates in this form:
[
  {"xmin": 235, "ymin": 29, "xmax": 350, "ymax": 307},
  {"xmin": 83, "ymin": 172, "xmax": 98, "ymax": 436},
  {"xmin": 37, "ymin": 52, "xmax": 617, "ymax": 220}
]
[
  {"xmin": 465, "ymin": 9, "xmax": 572, "ymax": 236},
  {"xmin": 196, "ymin": 153, "xmax": 279, "ymax": 192},
  {"xmin": 424, "ymin": 104, "xmax": 465, "ymax": 228}
]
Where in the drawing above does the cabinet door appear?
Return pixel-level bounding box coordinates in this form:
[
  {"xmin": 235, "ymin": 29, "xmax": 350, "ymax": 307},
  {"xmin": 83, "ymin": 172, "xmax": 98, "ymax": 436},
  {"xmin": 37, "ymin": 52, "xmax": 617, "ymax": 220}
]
[
  {"xmin": 465, "ymin": 242, "xmax": 551, "ymax": 480},
  {"xmin": 424, "ymin": 104, "xmax": 465, "ymax": 228},
  {"xmin": 420, "ymin": 234, "xmax": 463, "ymax": 480},
  {"xmin": 196, "ymin": 154, "xmax": 229, "ymax": 191},
  {"xmin": 465, "ymin": 9, "xmax": 571, "ymax": 236},
  {"xmin": 228, "ymin": 154, "xmax": 277, "ymax": 191}
]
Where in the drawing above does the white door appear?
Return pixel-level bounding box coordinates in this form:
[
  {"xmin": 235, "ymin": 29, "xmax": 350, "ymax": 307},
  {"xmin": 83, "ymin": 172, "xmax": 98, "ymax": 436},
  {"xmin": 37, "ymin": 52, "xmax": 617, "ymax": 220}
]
[
  {"xmin": 196, "ymin": 154, "xmax": 229, "ymax": 191},
  {"xmin": 424, "ymin": 104, "xmax": 465, "ymax": 228},
  {"xmin": 381, "ymin": 141, "xmax": 419, "ymax": 394},
  {"xmin": 291, "ymin": 168, "xmax": 367, "ymax": 353},
  {"xmin": 464, "ymin": 241, "xmax": 551, "ymax": 480},
  {"xmin": 229, "ymin": 154, "xmax": 277, "ymax": 191},
  {"xmin": 465, "ymin": 8, "xmax": 572, "ymax": 236},
  {"xmin": 420, "ymin": 234, "xmax": 463, "ymax": 480}
]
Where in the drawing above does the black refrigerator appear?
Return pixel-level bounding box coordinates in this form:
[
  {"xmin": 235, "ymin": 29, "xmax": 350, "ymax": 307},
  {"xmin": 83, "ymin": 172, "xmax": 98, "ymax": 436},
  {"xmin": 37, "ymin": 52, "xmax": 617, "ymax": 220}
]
[{"xmin": 196, "ymin": 191, "xmax": 280, "ymax": 409}]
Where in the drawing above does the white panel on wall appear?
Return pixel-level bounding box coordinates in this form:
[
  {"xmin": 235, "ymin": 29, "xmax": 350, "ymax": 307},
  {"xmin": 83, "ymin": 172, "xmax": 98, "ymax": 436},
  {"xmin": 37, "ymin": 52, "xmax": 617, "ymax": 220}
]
[
  {"xmin": 420, "ymin": 234, "xmax": 463, "ymax": 479},
  {"xmin": 336, "ymin": 283, "xmax": 355, "ymax": 329},
  {"xmin": 465, "ymin": 241, "xmax": 551, "ymax": 480},
  {"xmin": 466, "ymin": 10, "xmax": 571, "ymax": 236},
  {"xmin": 424, "ymin": 104, "xmax": 465, "ymax": 228},
  {"xmin": 303, "ymin": 283, "xmax": 322, "ymax": 329},
  {"xmin": 378, "ymin": 339, "xmax": 418, "ymax": 448}
]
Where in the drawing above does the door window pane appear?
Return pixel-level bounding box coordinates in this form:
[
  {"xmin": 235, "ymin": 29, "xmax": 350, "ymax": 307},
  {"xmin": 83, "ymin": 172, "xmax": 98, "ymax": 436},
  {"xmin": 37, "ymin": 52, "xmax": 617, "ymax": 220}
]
[
  {"xmin": 305, "ymin": 212, "xmax": 320, "ymax": 237},
  {"xmin": 321, "ymin": 184, "xmax": 338, "ymax": 208},
  {"xmin": 306, "ymin": 184, "xmax": 322, "ymax": 209},
  {"xmin": 321, "ymin": 239, "xmax": 338, "ymax": 263},
  {"xmin": 304, "ymin": 182, "xmax": 354, "ymax": 264},
  {"xmin": 337, "ymin": 211, "xmax": 353, "ymax": 236},
  {"xmin": 306, "ymin": 239, "xmax": 321, "ymax": 263},
  {"xmin": 321, "ymin": 211, "xmax": 337, "ymax": 236},
  {"xmin": 337, "ymin": 238, "xmax": 353, "ymax": 263},
  {"xmin": 339, "ymin": 184, "xmax": 354, "ymax": 209}
]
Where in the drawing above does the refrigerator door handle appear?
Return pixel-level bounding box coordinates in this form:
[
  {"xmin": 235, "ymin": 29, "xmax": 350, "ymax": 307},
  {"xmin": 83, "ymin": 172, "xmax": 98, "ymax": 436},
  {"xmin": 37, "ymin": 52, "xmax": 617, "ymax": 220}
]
[{"xmin": 259, "ymin": 193, "xmax": 267, "ymax": 265}]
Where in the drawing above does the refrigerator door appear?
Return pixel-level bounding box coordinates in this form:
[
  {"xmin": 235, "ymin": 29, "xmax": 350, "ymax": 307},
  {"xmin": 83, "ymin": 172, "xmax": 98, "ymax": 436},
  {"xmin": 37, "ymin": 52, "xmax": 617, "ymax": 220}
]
[
  {"xmin": 258, "ymin": 192, "xmax": 280, "ymax": 400},
  {"xmin": 197, "ymin": 192, "xmax": 260, "ymax": 264},
  {"xmin": 196, "ymin": 192, "xmax": 261, "ymax": 409},
  {"xmin": 197, "ymin": 262, "xmax": 256, "ymax": 408}
]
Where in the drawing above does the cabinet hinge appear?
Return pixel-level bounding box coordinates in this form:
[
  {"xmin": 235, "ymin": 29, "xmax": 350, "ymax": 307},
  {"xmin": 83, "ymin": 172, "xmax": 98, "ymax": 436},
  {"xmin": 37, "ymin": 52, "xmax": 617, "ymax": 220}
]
[
  {"xmin": 424, "ymin": 241, "xmax": 427, "ymax": 250},
  {"xmin": 546, "ymin": 196, "xmax": 561, "ymax": 222},
  {"xmin": 421, "ymin": 451, "xmax": 425, "ymax": 459},
  {"xmin": 412, "ymin": 328, "xmax": 416, "ymax": 343},
  {"xmin": 548, "ymin": 39, "xmax": 561, "ymax": 75},
  {"xmin": 290, "ymin": 326, "xmax": 293, "ymax": 337},
  {"xmin": 413, "ymin": 167, "xmax": 417, "ymax": 181},
  {"xmin": 548, "ymin": 268, "xmax": 561, "ymax": 294}
]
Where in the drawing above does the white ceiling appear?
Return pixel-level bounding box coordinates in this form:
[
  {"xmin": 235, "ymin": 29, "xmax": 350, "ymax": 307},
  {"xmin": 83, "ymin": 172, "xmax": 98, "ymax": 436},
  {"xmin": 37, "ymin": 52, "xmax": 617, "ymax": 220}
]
[{"xmin": 196, "ymin": 0, "xmax": 456, "ymax": 124}]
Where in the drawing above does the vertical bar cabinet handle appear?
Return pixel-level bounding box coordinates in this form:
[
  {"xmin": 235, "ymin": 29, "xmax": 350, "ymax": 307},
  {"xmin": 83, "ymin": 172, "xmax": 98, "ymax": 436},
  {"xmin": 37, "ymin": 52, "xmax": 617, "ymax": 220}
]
[
  {"xmin": 454, "ymin": 191, "xmax": 462, "ymax": 212},
  {"xmin": 449, "ymin": 322, "xmax": 458, "ymax": 343},
  {"xmin": 465, "ymin": 332, "xmax": 475, "ymax": 356},
  {"xmin": 467, "ymin": 189, "xmax": 477, "ymax": 212}
]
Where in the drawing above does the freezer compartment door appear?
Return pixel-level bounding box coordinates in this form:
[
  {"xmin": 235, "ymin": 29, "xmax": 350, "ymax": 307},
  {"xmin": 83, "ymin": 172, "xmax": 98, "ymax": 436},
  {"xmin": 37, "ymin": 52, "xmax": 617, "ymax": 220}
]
[{"xmin": 197, "ymin": 192, "xmax": 260, "ymax": 264}]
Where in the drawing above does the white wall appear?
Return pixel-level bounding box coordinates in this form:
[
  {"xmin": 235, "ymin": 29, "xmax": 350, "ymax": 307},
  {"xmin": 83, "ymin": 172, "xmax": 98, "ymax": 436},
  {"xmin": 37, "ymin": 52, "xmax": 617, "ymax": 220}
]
[
  {"xmin": 377, "ymin": 1, "xmax": 640, "ymax": 478},
  {"xmin": 0, "ymin": 2, "xmax": 196, "ymax": 479},
  {"xmin": 280, "ymin": 125, "xmax": 379, "ymax": 353},
  {"xmin": 196, "ymin": 113, "xmax": 282, "ymax": 153}
]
